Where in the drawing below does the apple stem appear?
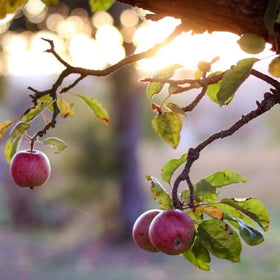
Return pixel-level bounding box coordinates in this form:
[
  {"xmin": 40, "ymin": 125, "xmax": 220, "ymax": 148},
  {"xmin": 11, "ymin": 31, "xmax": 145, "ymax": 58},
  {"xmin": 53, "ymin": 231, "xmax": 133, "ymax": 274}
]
[{"xmin": 30, "ymin": 138, "xmax": 35, "ymax": 152}]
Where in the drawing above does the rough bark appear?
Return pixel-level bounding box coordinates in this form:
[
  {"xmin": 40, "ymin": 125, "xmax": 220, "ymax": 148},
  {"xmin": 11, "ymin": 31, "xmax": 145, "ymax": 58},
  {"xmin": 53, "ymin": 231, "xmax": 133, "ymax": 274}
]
[{"xmin": 118, "ymin": 0, "xmax": 280, "ymax": 53}]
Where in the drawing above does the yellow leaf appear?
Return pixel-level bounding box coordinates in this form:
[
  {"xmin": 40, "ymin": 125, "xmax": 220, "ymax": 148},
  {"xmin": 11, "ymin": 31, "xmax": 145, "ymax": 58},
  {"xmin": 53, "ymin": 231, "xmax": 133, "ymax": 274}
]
[
  {"xmin": 0, "ymin": 0, "xmax": 28, "ymax": 19},
  {"xmin": 194, "ymin": 70, "xmax": 203, "ymax": 80},
  {"xmin": 196, "ymin": 205, "xmax": 223, "ymax": 220},
  {"xmin": 198, "ymin": 61, "xmax": 211, "ymax": 73},
  {"xmin": 0, "ymin": 120, "xmax": 13, "ymax": 140},
  {"xmin": 40, "ymin": 0, "xmax": 59, "ymax": 5},
  {"xmin": 152, "ymin": 112, "xmax": 182, "ymax": 148},
  {"xmin": 57, "ymin": 99, "xmax": 73, "ymax": 118},
  {"xmin": 268, "ymin": 56, "xmax": 280, "ymax": 77}
]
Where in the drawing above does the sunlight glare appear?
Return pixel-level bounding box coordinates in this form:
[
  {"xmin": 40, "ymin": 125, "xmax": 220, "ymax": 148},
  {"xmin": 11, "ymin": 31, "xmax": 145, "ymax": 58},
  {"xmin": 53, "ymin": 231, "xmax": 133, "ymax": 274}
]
[
  {"xmin": 23, "ymin": 0, "xmax": 47, "ymax": 24},
  {"xmin": 3, "ymin": 8, "xmax": 274, "ymax": 77},
  {"xmin": 134, "ymin": 18, "xmax": 274, "ymax": 73},
  {"xmin": 24, "ymin": 0, "xmax": 46, "ymax": 15},
  {"xmin": 69, "ymin": 34, "xmax": 106, "ymax": 69},
  {"xmin": 92, "ymin": 11, "xmax": 114, "ymax": 29},
  {"xmin": 46, "ymin": 13, "xmax": 64, "ymax": 33},
  {"xmin": 57, "ymin": 16, "xmax": 89, "ymax": 39},
  {"xmin": 96, "ymin": 25, "xmax": 123, "ymax": 47},
  {"xmin": 3, "ymin": 33, "xmax": 28, "ymax": 54},
  {"xmin": 120, "ymin": 9, "xmax": 139, "ymax": 28},
  {"xmin": 31, "ymin": 31, "xmax": 62, "ymax": 53},
  {"xmin": 103, "ymin": 44, "xmax": 125, "ymax": 65},
  {"xmin": 133, "ymin": 17, "xmax": 181, "ymax": 52},
  {"xmin": 95, "ymin": 25, "xmax": 125, "ymax": 65},
  {"xmin": 6, "ymin": 31, "xmax": 64, "ymax": 75}
]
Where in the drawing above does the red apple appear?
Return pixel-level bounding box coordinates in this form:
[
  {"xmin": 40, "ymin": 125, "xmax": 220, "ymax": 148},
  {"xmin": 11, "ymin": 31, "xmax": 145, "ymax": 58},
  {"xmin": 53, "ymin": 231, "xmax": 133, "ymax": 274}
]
[
  {"xmin": 10, "ymin": 150, "xmax": 51, "ymax": 188},
  {"xmin": 132, "ymin": 209, "xmax": 161, "ymax": 252},
  {"xmin": 149, "ymin": 209, "xmax": 195, "ymax": 255}
]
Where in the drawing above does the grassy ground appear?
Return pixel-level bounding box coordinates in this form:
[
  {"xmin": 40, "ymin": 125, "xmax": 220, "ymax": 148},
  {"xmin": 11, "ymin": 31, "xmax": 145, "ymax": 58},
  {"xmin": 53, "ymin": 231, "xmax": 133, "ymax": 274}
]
[
  {"xmin": 1, "ymin": 145, "xmax": 280, "ymax": 280},
  {"xmin": 0, "ymin": 217, "xmax": 279, "ymax": 280}
]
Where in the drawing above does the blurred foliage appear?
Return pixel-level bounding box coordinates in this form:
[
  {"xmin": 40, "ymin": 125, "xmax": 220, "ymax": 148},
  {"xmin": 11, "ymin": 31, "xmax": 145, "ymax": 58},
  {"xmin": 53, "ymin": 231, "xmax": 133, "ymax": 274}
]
[
  {"xmin": 58, "ymin": 122, "xmax": 119, "ymax": 206},
  {"xmin": 0, "ymin": 76, "xmax": 6, "ymax": 100}
]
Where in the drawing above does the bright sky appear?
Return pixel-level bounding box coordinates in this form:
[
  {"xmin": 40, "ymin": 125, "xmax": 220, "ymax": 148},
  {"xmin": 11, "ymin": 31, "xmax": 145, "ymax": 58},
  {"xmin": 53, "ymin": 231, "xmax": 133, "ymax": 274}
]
[{"xmin": 0, "ymin": 1, "xmax": 275, "ymax": 76}]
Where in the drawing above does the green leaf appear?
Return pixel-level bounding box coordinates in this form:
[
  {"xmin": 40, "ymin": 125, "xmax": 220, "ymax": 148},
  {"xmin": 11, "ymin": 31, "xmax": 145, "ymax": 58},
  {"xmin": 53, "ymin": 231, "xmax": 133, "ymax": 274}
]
[
  {"xmin": 40, "ymin": 0, "xmax": 59, "ymax": 5},
  {"xmin": 9, "ymin": 121, "xmax": 30, "ymax": 143},
  {"xmin": 5, "ymin": 137, "xmax": 22, "ymax": 164},
  {"xmin": 76, "ymin": 94, "xmax": 109, "ymax": 126},
  {"xmin": 264, "ymin": 0, "xmax": 280, "ymax": 34},
  {"xmin": 206, "ymin": 71, "xmax": 223, "ymax": 104},
  {"xmin": 194, "ymin": 180, "xmax": 219, "ymax": 203},
  {"xmin": 146, "ymin": 176, "xmax": 173, "ymax": 210},
  {"xmin": 147, "ymin": 64, "xmax": 182, "ymax": 99},
  {"xmin": 21, "ymin": 102, "xmax": 50, "ymax": 122},
  {"xmin": 194, "ymin": 169, "xmax": 246, "ymax": 204},
  {"xmin": 238, "ymin": 222, "xmax": 264, "ymax": 246},
  {"xmin": 49, "ymin": 99, "xmax": 74, "ymax": 118},
  {"xmin": 217, "ymin": 58, "xmax": 259, "ymax": 105},
  {"xmin": 268, "ymin": 56, "xmax": 280, "ymax": 77},
  {"xmin": 89, "ymin": 0, "xmax": 115, "ymax": 11},
  {"xmin": 161, "ymin": 153, "xmax": 187, "ymax": 184},
  {"xmin": 215, "ymin": 203, "xmax": 254, "ymax": 227},
  {"xmin": 147, "ymin": 83, "xmax": 164, "ymax": 100},
  {"xmin": 166, "ymin": 102, "xmax": 186, "ymax": 116},
  {"xmin": 237, "ymin": 34, "xmax": 266, "ymax": 54},
  {"xmin": 203, "ymin": 170, "xmax": 247, "ymax": 188},
  {"xmin": 152, "ymin": 112, "xmax": 182, "ymax": 148},
  {"xmin": 196, "ymin": 205, "xmax": 224, "ymax": 220},
  {"xmin": 4, "ymin": 121, "xmax": 30, "ymax": 164},
  {"xmin": 183, "ymin": 238, "xmax": 211, "ymax": 271},
  {"xmin": 0, "ymin": 120, "xmax": 13, "ymax": 140},
  {"xmin": 180, "ymin": 189, "xmax": 190, "ymax": 204},
  {"xmin": 168, "ymin": 84, "xmax": 184, "ymax": 95},
  {"xmin": 43, "ymin": 137, "xmax": 67, "ymax": 153},
  {"xmin": 39, "ymin": 94, "xmax": 52, "ymax": 103},
  {"xmin": 224, "ymin": 213, "xmax": 264, "ymax": 246},
  {"xmin": 220, "ymin": 198, "xmax": 270, "ymax": 231},
  {"xmin": 197, "ymin": 219, "xmax": 241, "ymax": 263}
]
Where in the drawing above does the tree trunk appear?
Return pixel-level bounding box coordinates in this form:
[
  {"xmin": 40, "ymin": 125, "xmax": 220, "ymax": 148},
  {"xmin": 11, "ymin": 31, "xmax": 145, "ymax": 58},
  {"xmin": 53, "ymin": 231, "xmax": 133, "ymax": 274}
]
[
  {"xmin": 119, "ymin": 0, "xmax": 280, "ymax": 52},
  {"xmin": 112, "ymin": 61, "xmax": 145, "ymax": 233}
]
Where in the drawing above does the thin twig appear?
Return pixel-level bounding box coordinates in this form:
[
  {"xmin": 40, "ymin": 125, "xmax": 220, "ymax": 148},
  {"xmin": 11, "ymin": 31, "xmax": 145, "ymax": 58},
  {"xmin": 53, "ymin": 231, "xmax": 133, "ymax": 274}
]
[
  {"xmin": 27, "ymin": 24, "xmax": 185, "ymax": 143},
  {"xmin": 172, "ymin": 89, "xmax": 280, "ymax": 210},
  {"xmin": 182, "ymin": 85, "xmax": 207, "ymax": 112},
  {"xmin": 251, "ymin": 69, "xmax": 280, "ymax": 90},
  {"xmin": 141, "ymin": 71, "xmax": 225, "ymax": 86},
  {"xmin": 60, "ymin": 74, "xmax": 86, "ymax": 93}
]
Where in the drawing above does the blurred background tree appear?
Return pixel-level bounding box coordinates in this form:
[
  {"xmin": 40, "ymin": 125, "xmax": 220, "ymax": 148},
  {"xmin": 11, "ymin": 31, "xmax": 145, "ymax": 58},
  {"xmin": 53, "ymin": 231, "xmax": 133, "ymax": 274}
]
[{"xmin": 0, "ymin": 0, "xmax": 150, "ymax": 235}]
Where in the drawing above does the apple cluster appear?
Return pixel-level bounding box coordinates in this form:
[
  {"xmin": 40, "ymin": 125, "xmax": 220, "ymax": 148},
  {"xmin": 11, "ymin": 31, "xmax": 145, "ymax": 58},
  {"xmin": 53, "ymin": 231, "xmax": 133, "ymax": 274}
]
[
  {"xmin": 10, "ymin": 150, "xmax": 51, "ymax": 189},
  {"xmin": 132, "ymin": 209, "xmax": 195, "ymax": 255}
]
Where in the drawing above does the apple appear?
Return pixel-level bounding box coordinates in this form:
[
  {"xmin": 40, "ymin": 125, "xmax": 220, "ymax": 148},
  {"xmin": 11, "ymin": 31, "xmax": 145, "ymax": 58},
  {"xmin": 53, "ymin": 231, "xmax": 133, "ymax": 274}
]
[
  {"xmin": 132, "ymin": 209, "xmax": 161, "ymax": 252},
  {"xmin": 10, "ymin": 150, "xmax": 51, "ymax": 188},
  {"xmin": 149, "ymin": 209, "xmax": 195, "ymax": 255}
]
